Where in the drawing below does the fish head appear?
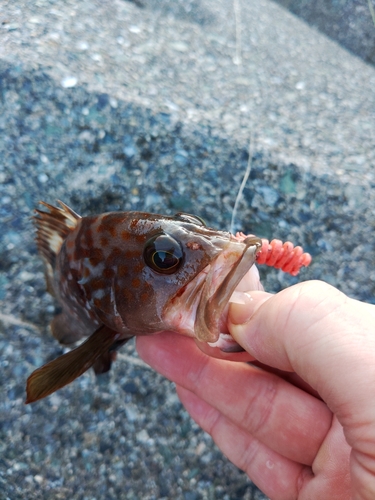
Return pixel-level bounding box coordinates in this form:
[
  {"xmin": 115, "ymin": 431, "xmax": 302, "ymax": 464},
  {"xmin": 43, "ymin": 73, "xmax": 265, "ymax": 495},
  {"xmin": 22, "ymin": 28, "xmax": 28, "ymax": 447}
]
[
  {"xmin": 159, "ymin": 214, "xmax": 262, "ymax": 343},
  {"xmin": 103, "ymin": 212, "xmax": 262, "ymax": 343}
]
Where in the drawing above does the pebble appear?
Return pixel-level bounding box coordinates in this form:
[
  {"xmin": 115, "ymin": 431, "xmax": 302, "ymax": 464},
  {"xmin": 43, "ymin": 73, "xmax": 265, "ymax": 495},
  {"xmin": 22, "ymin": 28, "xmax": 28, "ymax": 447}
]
[
  {"xmin": 129, "ymin": 25, "xmax": 141, "ymax": 34},
  {"xmin": 76, "ymin": 40, "xmax": 89, "ymax": 51},
  {"xmin": 256, "ymin": 186, "xmax": 279, "ymax": 207},
  {"xmin": 61, "ymin": 76, "xmax": 78, "ymax": 88},
  {"xmin": 37, "ymin": 173, "xmax": 48, "ymax": 183},
  {"xmin": 136, "ymin": 429, "xmax": 153, "ymax": 445}
]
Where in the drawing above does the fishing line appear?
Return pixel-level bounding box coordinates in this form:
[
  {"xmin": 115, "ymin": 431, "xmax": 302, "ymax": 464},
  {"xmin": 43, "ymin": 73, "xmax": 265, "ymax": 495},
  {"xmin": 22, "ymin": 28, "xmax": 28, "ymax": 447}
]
[
  {"xmin": 368, "ymin": 0, "xmax": 375, "ymax": 28},
  {"xmin": 230, "ymin": 132, "xmax": 254, "ymax": 234},
  {"xmin": 233, "ymin": 0, "xmax": 242, "ymax": 65}
]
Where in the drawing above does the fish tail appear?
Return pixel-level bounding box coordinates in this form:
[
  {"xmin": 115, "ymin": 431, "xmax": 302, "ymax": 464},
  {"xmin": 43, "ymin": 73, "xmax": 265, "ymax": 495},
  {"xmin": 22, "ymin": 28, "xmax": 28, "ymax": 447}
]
[{"xmin": 34, "ymin": 201, "xmax": 81, "ymax": 295}]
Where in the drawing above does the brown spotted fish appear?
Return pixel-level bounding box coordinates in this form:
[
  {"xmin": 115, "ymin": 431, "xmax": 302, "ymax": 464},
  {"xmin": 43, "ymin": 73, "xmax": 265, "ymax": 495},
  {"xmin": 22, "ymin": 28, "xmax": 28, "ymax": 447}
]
[{"xmin": 26, "ymin": 201, "xmax": 311, "ymax": 403}]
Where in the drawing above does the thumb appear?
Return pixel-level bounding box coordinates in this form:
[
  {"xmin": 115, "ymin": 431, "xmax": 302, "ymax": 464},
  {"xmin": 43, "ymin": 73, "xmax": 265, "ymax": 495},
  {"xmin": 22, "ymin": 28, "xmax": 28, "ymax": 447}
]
[{"xmin": 228, "ymin": 280, "xmax": 375, "ymax": 416}]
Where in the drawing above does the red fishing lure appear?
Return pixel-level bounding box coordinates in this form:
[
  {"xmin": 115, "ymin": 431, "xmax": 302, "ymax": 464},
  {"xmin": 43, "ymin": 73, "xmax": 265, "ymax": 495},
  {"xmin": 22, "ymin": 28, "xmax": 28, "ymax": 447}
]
[{"xmin": 235, "ymin": 232, "xmax": 311, "ymax": 276}]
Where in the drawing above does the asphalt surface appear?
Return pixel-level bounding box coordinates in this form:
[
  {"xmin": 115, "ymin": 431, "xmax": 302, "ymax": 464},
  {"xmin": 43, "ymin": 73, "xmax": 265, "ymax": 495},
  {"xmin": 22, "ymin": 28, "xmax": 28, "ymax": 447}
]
[
  {"xmin": 0, "ymin": 1, "xmax": 375, "ymax": 499},
  {"xmin": 274, "ymin": 0, "xmax": 375, "ymax": 66}
]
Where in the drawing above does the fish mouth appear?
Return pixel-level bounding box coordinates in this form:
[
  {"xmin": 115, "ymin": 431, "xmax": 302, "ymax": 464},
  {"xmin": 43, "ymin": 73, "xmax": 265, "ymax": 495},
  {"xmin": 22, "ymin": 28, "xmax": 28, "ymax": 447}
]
[{"xmin": 194, "ymin": 235, "xmax": 261, "ymax": 343}]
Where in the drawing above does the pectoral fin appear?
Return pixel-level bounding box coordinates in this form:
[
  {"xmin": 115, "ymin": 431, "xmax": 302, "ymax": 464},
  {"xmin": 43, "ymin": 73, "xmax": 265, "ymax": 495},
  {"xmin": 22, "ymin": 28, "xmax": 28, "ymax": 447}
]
[{"xmin": 25, "ymin": 325, "xmax": 120, "ymax": 404}]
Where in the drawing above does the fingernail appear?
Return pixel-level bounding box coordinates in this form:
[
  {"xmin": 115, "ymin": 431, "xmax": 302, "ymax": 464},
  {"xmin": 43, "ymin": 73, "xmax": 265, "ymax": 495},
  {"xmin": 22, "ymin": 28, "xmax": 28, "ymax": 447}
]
[
  {"xmin": 229, "ymin": 290, "xmax": 252, "ymax": 305},
  {"xmin": 228, "ymin": 292, "xmax": 254, "ymax": 325}
]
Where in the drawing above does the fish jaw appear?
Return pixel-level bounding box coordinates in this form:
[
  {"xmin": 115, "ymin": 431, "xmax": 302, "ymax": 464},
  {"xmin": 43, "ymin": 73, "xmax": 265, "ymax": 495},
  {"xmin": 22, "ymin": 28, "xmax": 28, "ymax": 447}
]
[
  {"xmin": 163, "ymin": 236, "xmax": 262, "ymax": 343},
  {"xmin": 194, "ymin": 236, "xmax": 261, "ymax": 342}
]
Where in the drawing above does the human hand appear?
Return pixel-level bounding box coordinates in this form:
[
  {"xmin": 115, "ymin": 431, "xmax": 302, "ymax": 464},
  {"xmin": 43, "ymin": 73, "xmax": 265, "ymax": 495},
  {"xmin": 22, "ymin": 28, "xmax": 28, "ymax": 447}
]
[{"xmin": 136, "ymin": 280, "xmax": 375, "ymax": 499}]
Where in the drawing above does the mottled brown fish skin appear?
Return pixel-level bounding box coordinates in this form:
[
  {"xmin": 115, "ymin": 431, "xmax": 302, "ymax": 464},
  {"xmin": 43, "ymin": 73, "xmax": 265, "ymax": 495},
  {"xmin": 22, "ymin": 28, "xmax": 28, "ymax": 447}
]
[{"xmin": 54, "ymin": 211, "xmax": 247, "ymax": 341}]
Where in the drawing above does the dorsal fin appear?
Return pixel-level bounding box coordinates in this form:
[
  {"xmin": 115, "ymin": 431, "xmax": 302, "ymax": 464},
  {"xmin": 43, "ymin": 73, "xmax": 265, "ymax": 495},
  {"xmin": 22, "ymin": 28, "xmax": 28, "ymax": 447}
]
[
  {"xmin": 34, "ymin": 201, "xmax": 81, "ymax": 295},
  {"xmin": 34, "ymin": 200, "xmax": 81, "ymax": 266}
]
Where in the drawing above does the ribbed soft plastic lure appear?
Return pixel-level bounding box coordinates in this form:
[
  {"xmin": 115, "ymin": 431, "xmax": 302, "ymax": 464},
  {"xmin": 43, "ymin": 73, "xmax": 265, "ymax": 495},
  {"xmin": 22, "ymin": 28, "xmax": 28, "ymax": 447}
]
[
  {"xmin": 26, "ymin": 201, "xmax": 311, "ymax": 404},
  {"xmin": 235, "ymin": 232, "xmax": 312, "ymax": 276}
]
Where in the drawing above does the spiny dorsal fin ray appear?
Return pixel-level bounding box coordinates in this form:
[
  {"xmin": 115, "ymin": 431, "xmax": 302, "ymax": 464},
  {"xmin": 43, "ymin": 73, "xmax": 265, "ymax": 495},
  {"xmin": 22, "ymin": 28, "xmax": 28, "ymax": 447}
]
[
  {"xmin": 25, "ymin": 325, "xmax": 120, "ymax": 404},
  {"xmin": 34, "ymin": 200, "xmax": 81, "ymax": 266},
  {"xmin": 34, "ymin": 201, "xmax": 81, "ymax": 295}
]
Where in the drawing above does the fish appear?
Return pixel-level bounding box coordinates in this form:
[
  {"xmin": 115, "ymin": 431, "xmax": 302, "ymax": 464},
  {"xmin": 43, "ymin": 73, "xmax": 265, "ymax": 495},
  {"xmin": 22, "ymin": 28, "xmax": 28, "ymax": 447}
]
[{"xmin": 26, "ymin": 201, "xmax": 311, "ymax": 404}]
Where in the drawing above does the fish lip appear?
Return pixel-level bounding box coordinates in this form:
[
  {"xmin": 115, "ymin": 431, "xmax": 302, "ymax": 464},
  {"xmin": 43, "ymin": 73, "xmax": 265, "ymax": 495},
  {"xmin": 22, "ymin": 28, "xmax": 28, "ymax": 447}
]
[{"xmin": 194, "ymin": 236, "xmax": 261, "ymax": 343}]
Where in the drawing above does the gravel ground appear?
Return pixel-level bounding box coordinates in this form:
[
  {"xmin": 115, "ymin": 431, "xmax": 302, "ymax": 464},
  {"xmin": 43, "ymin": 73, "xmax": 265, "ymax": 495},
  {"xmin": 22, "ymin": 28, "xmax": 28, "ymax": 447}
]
[{"xmin": 0, "ymin": 1, "xmax": 375, "ymax": 499}]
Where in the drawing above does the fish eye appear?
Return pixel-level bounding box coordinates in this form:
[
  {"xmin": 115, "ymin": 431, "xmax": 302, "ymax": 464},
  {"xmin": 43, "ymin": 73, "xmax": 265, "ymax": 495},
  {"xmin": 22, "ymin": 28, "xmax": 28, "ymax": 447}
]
[
  {"xmin": 143, "ymin": 233, "xmax": 183, "ymax": 274},
  {"xmin": 174, "ymin": 213, "xmax": 206, "ymax": 226}
]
